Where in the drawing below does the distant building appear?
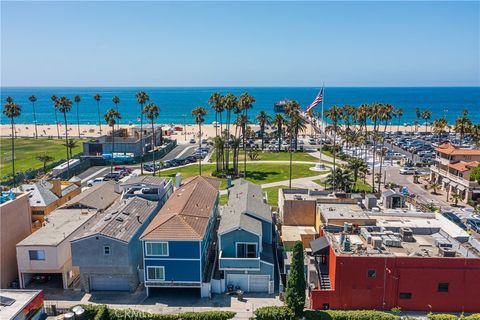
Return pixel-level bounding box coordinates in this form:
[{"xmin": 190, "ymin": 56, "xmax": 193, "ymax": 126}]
[
  {"xmin": 0, "ymin": 193, "xmax": 32, "ymax": 289},
  {"xmin": 120, "ymin": 176, "xmax": 173, "ymax": 202},
  {"xmin": 82, "ymin": 126, "xmax": 162, "ymax": 157},
  {"xmin": 16, "ymin": 208, "xmax": 98, "ymax": 289},
  {"xmin": 60, "ymin": 180, "xmax": 121, "ymax": 211},
  {"xmin": 14, "ymin": 179, "xmax": 81, "ymax": 229},
  {"xmin": 217, "ymin": 180, "xmax": 275, "ymax": 293},
  {"xmin": 140, "ymin": 176, "xmax": 220, "ymax": 298},
  {"xmin": 0, "ymin": 289, "xmax": 45, "ymax": 320},
  {"xmin": 430, "ymin": 143, "xmax": 480, "ymax": 202},
  {"xmin": 308, "ymin": 201, "xmax": 480, "ymax": 313}
]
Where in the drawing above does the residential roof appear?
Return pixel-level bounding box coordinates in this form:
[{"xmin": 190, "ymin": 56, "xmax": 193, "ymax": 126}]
[
  {"xmin": 382, "ymin": 190, "xmax": 402, "ymax": 198},
  {"xmin": 0, "ymin": 290, "xmax": 43, "ymax": 320},
  {"xmin": 15, "ymin": 181, "xmax": 58, "ymax": 207},
  {"xmin": 310, "ymin": 236, "xmax": 330, "ymax": 255},
  {"xmin": 17, "ymin": 209, "xmax": 97, "ymax": 246},
  {"xmin": 140, "ymin": 176, "xmax": 220, "ymax": 241},
  {"xmin": 72, "ymin": 197, "xmax": 159, "ymax": 243},
  {"xmin": 61, "ymin": 181, "xmax": 120, "ymax": 210},
  {"xmin": 228, "ymin": 180, "xmax": 272, "ymax": 222},
  {"xmin": 219, "ymin": 204, "xmax": 262, "ymax": 235},
  {"xmin": 61, "ymin": 183, "xmax": 79, "ymax": 197},
  {"xmin": 281, "ymin": 225, "xmax": 317, "ymax": 243},
  {"xmin": 121, "ymin": 175, "xmax": 167, "ymax": 186},
  {"xmin": 437, "ymin": 143, "xmax": 480, "ymax": 156},
  {"xmin": 448, "ymin": 161, "xmax": 480, "ymax": 172}
]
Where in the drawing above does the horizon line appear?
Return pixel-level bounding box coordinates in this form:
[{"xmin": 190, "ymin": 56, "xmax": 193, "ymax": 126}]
[{"xmin": 2, "ymin": 85, "xmax": 480, "ymax": 89}]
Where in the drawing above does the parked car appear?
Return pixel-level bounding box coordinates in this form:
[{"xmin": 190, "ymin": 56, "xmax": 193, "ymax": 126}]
[
  {"xmin": 103, "ymin": 172, "xmax": 121, "ymax": 181},
  {"xmin": 114, "ymin": 166, "xmax": 132, "ymax": 174},
  {"xmin": 399, "ymin": 167, "xmax": 417, "ymax": 175},
  {"xmin": 189, "ymin": 138, "xmax": 196, "ymax": 144},
  {"xmin": 87, "ymin": 177, "xmax": 105, "ymax": 187},
  {"xmin": 442, "ymin": 211, "xmax": 467, "ymax": 230},
  {"xmin": 466, "ymin": 218, "xmax": 480, "ymax": 233}
]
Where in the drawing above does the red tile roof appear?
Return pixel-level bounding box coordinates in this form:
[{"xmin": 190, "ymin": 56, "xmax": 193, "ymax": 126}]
[
  {"xmin": 140, "ymin": 176, "xmax": 220, "ymax": 241},
  {"xmin": 437, "ymin": 143, "xmax": 480, "ymax": 156},
  {"xmin": 448, "ymin": 161, "xmax": 480, "ymax": 173}
]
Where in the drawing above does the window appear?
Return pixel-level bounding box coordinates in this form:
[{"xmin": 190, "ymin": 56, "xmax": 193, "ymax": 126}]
[
  {"xmin": 236, "ymin": 243, "xmax": 257, "ymax": 258},
  {"xmin": 29, "ymin": 250, "xmax": 45, "ymax": 261},
  {"xmin": 32, "ymin": 210, "xmax": 44, "ymax": 215},
  {"xmin": 146, "ymin": 242, "xmax": 168, "ymax": 256},
  {"xmin": 104, "ymin": 246, "xmax": 111, "ymax": 255},
  {"xmin": 367, "ymin": 269, "xmax": 376, "ymax": 278},
  {"xmin": 399, "ymin": 292, "xmax": 412, "ymax": 299},
  {"xmin": 147, "ymin": 266, "xmax": 165, "ymax": 281},
  {"xmin": 438, "ymin": 283, "xmax": 449, "ymax": 292}
]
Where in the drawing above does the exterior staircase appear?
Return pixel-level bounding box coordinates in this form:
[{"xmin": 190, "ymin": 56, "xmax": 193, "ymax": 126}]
[{"xmin": 319, "ymin": 273, "xmax": 331, "ymax": 290}]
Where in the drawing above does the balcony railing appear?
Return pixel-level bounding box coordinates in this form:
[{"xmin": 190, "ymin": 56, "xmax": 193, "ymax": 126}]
[
  {"xmin": 219, "ymin": 251, "xmax": 260, "ymax": 270},
  {"xmin": 431, "ymin": 166, "xmax": 478, "ymax": 188},
  {"xmin": 144, "ymin": 280, "xmax": 201, "ymax": 288}
]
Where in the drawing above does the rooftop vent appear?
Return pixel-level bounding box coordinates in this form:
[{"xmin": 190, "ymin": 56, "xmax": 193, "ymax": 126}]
[{"xmin": 115, "ymin": 217, "xmax": 124, "ymax": 222}]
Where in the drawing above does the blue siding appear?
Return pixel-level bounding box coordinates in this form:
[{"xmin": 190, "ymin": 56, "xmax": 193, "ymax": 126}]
[
  {"xmin": 225, "ymin": 260, "xmax": 274, "ymax": 279},
  {"xmin": 144, "ymin": 241, "xmax": 200, "ymax": 259},
  {"xmin": 220, "ymin": 229, "xmax": 259, "ymax": 257},
  {"xmin": 261, "ymin": 220, "xmax": 272, "ymax": 244},
  {"xmin": 145, "ymin": 259, "xmax": 201, "ymax": 282}
]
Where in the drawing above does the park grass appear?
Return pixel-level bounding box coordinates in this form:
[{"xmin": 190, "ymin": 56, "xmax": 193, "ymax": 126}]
[
  {"xmin": 209, "ymin": 150, "xmax": 318, "ymax": 163},
  {"xmin": 159, "ymin": 162, "xmax": 323, "ymax": 190},
  {"xmin": 220, "ymin": 185, "xmax": 291, "ymax": 207},
  {"xmin": 0, "ymin": 137, "xmax": 84, "ymax": 178},
  {"xmin": 313, "ymin": 178, "xmax": 372, "ymax": 192}
]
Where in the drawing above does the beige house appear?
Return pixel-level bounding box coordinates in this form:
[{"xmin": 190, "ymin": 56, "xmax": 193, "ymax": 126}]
[
  {"xmin": 16, "ymin": 209, "xmax": 97, "ymax": 289},
  {"xmin": 430, "ymin": 143, "xmax": 480, "ymax": 202},
  {"xmin": 0, "ymin": 192, "xmax": 32, "ymax": 288}
]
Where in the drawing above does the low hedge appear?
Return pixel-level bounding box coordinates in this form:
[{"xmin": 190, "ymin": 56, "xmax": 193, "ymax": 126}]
[
  {"xmin": 74, "ymin": 305, "xmax": 235, "ymax": 320},
  {"xmin": 252, "ymin": 306, "xmax": 294, "ymax": 320},
  {"xmin": 303, "ymin": 310, "xmax": 400, "ymax": 320},
  {"xmin": 428, "ymin": 315, "xmax": 480, "ymax": 320}
]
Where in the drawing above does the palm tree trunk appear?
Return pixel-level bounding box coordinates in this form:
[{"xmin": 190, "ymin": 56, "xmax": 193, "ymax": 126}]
[
  {"xmin": 140, "ymin": 104, "xmax": 144, "ymax": 175},
  {"xmin": 289, "ymin": 138, "xmax": 293, "ymax": 188},
  {"xmin": 278, "ymin": 125, "xmax": 281, "ymax": 152},
  {"xmin": 97, "ymin": 102, "xmax": 102, "ymax": 134},
  {"xmin": 152, "ymin": 120, "xmax": 156, "ymax": 177},
  {"xmin": 332, "ymin": 128, "xmax": 337, "ymax": 191},
  {"xmin": 243, "ymin": 109, "xmax": 247, "ymax": 178},
  {"xmin": 32, "ymin": 102, "xmax": 38, "ymax": 139},
  {"xmin": 111, "ymin": 126, "xmax": 115, "ymax": 174},
  {"xmin": 261, "ymin": 124, "xmax": 265, "ymax": 150},
  {"xmin": 378, "ymin": 122, "xmax": 388, "ymax": 192},
  {"xmin": 11, "ymin": 119, "xmax": 15, "ymax": 187},
  {"xmin": 225, "ymin": 110, "xmax": 230, "ymax": 173},
  {"xmin": 199, "ymin": 124, "xmax": 202, "ymax": 176},
  {"xmin": 64, "ymin": 112, "xmax": 70, "ymax": 177},
  {"xmin": 54, "ymin": 109, "xmax": 60, "ymax": 139},
  {"xmin": 215, "ymin": 111, "xmax": 218, "ymax": 137},
  {"xmin": 76, "ymin": 102, "xmax": 81, "ymax": 138}
]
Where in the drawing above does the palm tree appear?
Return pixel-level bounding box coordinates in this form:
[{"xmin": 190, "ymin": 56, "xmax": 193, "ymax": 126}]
[
  {"xmin": 367, "ymin": 103, "xmax": 382, "ymax": 192},
  {"xmin": 415, "ymin": 107, "xmax": 421, "ymax": 132},
  {"xmin": 192, "ymin": 106, "xmax": 208, "ymax": 175},
  {"xmin": 432, "ymin": 117, "xmax": 447, "ymax": 138},
  {"xmin": 143, "ymin": 103, "xmax": 160, "ymax": 176},
  {"xmin": 28, "ymin": 95, "xmax": 38, "ymax": 138},
  {"xmin": 284, "ymin": 100, "xmax": 302, "ymax": 150},
  {"xmin": 112, "ymin": 96, "xmax": 121, "ymax": 130},
  {"xmin": 272, "ymin": 114, "xmax": 285, "ymax": 152},
  {"xmin": 377, "ymin": 103, "xmax": 394, "ymax": 191},
  {"xmin": 208, "ymin": 92, "xmax": 224, "ymax": 137},
  {"xmin": 471, "ymin": 124, "xmax": 480, "ymax": 147},
  {"xmin": 58, "ymin": 96, "xmax": 73, "ymax": 176},
  {"xmin": 63, "ymin": 139, "xmax": 78, "ymax": 158},
  {"xmin": 239, "ymin": 93, "xmax": 255, "ymax": 177},
  {"xmin": 104, "ymin": 108, "xmax": 121, "ymax": 173},
  {"xmin": 450, "ymin": 192, "xmax": 462, "ymax": 206},
  {"xmin": 51, "ymin": 95, "xmax": 60, "ymax": 139},
  {"xmin": 324, "ymin": 105, "xmax": 343, "ymax": 190},
  {"xmin": 289, "ymin": 113, "xmax": 307, "ymax": 152},
  {"xmin": 421, "ymin": 110, "xmax": 432, "ymax": 133},
  {"xmin": 256, "ymin": 111, "xmax": 271, "ymax": 150},
  {"xmin": 135, "ymin": 91, "xmax": 150, "ymax": 174},
  {"xmin": 3, "ymin": 100, "xmax": 21, "ymax": 186},
  {"xmin": 93, "ymin": 94, "xmax": 103, "ymax": 134},
  {"xmin": 36, "ymin": 153, "xmax": 54, "ymax": 174},
  {"xmin": 325, "ymin": 168, "xmax": 354, "ymax": 192},
  {"xmin": 429, "ymin": 182, "xmax": 441, "ymax": 195},
  {"xmin": 395, "ymin": 108, "xmax": 404, "ymax": 132},
  {"xmin": 346, "ymin": 158, "xmax": 368, "ymax": 190},
  {"xmin": 454, "ymin": 109, "xmax": 472, "ymax": 145},
  {"xmin": 212, "ymin": 135, "xmax": 225, "ymax": 174},
  {"xmin": 222, "ymin": 93, "xmax": 237, "ymax": 173},
  {"xmin": 74, "ymin": 95, "xmax": 81, "ymax": 138}
]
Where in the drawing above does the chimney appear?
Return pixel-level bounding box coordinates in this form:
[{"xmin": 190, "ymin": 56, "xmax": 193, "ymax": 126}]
[{"xmin": 51, "ymin": 179, "xmax": 62, "ymax": 198}]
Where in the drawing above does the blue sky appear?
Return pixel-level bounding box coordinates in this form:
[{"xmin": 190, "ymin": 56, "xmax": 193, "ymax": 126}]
[{"xmin": 1, "ymin": 1, "xmax": 479, "ymax": 87}]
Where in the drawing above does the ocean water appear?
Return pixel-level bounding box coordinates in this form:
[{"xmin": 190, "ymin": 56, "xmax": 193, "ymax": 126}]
[{"xmin": 1, "ymin": 87, "xmax": 479, "ymax": 125}]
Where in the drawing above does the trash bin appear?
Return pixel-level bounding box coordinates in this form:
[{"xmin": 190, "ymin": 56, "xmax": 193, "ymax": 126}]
[{"xmin": 237, "ymin": 290, "xmax": 244, "ymax": 301}]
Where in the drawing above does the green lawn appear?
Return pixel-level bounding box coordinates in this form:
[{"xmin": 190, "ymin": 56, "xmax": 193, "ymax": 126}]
[
  {"xmin": 313, "ymin": 178, "xmax": 372, "ymax": 192},
  {"xmin": 159, "ymin": 162, "xmax": 326, "ymax": 190},
  {"xmin": 221, "ymin": 185, "xmax": 292, "ymax": 207},
  {"xmin": 1, "ymin": 137, "xmax": 84, "ymax": 178},
  {"xmin": 209, "ymin": 150, "xmax": 318, "ymax": 163}
]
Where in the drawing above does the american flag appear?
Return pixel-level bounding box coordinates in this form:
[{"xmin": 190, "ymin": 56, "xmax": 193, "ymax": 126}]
[{"xmin": 306, "ymin": 87, "xmax": 324, "ymax": 112}]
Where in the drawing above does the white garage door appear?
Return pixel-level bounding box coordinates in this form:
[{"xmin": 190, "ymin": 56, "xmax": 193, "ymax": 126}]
[
  {"xmin": 90, "ymin": 276, "xmax": 130, "ymax": 291},
  {"xmin": 249, "ymin": 275, "xmax": 270, "ymax": 292},
  {"xmin": 227, "ymin": 274, "xmax": 248, "ymax": 291}
]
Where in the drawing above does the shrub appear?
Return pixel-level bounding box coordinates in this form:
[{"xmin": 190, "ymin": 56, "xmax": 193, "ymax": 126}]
[
  {"xmin": 427, "ymin": 314, "xmax": 458, "ymax": 320},
  {"xmin": 464, "ymin": 315, "xmax": 480, "ymax": 320},
  {"xmin": 252, "ymin": 306, "xmax": 294, "ymax": 320},
  {"xmin": 304, "ymin": 309, "xmax": 400, "ymax": 320}
]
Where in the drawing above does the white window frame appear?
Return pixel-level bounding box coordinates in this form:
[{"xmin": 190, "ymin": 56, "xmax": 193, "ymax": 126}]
[
  {"xmin": 146, "ymin": 242, "xmax": 169, "ymax": 256},
  {"xmin": 235, "ymin": 242, "xmax": 258, "ymax": 258},
  {"xmin": 103, "ymin": 245, "xmax": 111, "ymax": 255},
  {"xmin": 29, "ymin": 250, "xmax": 46, "ymax": 261},
  {"xmin": 146, "ymin": 266, "xmax": 165, "ymax": 281}
]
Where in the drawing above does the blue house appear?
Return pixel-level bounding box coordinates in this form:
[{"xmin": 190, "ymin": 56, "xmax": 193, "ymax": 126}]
[
  {"xmin": 140, "ymin": 176, "xmax": 220, "ymax": 297},
  {"xmin": 218, "ymin": 180, "xmax": 275, "ymax": 293}
]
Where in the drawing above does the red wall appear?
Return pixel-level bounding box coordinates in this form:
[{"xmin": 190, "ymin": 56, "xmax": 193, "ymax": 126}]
[{"xmin": 311, "ymin": 251, "xmax": 480, "ymax": 313}]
